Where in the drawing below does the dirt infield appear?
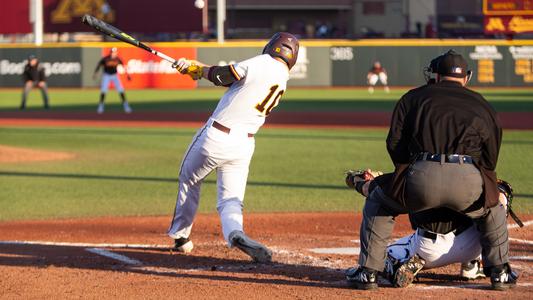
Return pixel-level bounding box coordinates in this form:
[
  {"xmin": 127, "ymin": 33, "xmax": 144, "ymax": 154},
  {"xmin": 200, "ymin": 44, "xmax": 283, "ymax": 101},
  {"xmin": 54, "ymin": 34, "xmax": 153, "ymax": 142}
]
[
  {"xmin": 0, "ymin": 145, "xmax": 75, "ymax": 163},
  {"xmin": 0, "ymin": 213, "xmax": 531, "ymax": 299},
  {"xmin": 1, "ymin": 111, "xmax": 533, "ymax": 129}
]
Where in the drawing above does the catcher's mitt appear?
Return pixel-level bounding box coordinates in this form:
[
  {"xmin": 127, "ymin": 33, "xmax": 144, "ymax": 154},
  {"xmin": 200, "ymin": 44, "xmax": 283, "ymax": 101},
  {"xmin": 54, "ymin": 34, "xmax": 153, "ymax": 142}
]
[
  {"xmin": 497, "ymin": 179, "xmax": 523, "ymax": 227},
  {"xmin": 345, "ymin": 169, "xmax": 383, "ymax": 196}
]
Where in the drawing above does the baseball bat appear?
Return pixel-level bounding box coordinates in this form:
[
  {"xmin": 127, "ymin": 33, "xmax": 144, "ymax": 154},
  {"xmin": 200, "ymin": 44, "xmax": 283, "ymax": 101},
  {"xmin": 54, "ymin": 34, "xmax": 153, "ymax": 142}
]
[{"xmin": 81, "ymin": 14, "xmax": 177, "ymax": 64}]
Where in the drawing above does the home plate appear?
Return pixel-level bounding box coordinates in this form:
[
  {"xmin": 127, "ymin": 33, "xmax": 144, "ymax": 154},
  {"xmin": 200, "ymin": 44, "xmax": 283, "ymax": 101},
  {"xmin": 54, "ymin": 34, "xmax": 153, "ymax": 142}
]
[{"xmin": 309, "ymin": 247, "xmax": 360, "ymax": 255}]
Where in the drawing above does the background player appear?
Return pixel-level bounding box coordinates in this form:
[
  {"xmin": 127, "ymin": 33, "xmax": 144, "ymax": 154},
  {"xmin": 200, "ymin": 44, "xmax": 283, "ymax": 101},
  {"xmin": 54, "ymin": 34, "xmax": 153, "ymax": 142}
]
[
  {"xmin": 20, "ymin": 55, "xmax": 50, "ymax": 110},
  {"xmin": 93, "ymin": 47, "xmax": 132, "ymax": 114},
  {"xmin": 367, "ymin": 61, "xmax": 389, "ymax": 94},
  {"xmin": 167, "ymin": 33, "xmax": 299, "ymax": 263}
]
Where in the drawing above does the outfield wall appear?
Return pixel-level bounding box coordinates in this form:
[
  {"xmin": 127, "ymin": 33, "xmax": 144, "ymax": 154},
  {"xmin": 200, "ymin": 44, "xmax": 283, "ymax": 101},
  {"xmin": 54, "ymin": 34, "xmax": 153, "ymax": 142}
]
[{"xmin": 1, "ymin": 40, "xmax": 532, "ymax": 88}]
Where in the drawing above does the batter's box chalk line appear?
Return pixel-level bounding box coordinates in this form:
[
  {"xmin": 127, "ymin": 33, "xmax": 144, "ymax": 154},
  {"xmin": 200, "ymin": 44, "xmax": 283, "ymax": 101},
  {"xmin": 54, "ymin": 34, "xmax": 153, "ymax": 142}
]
[
  {"xmin": 86, "ymin": 248, "xmax": 143, "ymax": 265},
  {"xmin": 415, "ymin": 282, "xmax": 533, "ymax": 290},
  {"xmin": 0, "ymin": 240, "xmax": 170, "ymax": 249}
]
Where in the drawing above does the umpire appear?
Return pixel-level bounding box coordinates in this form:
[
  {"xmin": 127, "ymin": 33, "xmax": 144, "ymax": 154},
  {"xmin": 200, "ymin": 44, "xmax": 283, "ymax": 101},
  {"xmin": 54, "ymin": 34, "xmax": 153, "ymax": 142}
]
[
  {"xmin": 346, "ymin": 50, "xmax": 517, "ymax": 290},
  {"xmin": 20, "ymin": 55, "xmax": 50, "ymax": 110}
]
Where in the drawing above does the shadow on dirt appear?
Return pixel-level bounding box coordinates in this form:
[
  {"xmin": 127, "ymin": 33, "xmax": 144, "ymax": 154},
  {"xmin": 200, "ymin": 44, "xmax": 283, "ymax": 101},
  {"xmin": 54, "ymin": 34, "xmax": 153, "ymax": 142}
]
[{"xmin": 0, "ymin": 242, "xmax": 353, "ymax": 289}]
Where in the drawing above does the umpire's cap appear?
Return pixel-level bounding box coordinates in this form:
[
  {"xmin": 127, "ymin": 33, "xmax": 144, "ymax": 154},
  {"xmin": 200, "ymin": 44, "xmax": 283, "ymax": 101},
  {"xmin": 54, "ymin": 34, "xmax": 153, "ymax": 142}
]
[
  {"xmin": 436, "ymin": 50, "xmax": 470, "ymax": 78},
  {"xmin": 263, "ymin": 32, "xmax": 299, "ymax": 70}
]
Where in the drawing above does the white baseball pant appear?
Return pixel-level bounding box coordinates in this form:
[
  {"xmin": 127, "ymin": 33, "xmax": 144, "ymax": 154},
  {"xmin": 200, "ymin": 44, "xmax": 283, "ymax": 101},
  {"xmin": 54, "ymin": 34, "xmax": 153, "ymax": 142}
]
[
  {"xmin": 167, "ymin": 119, "xmax": 255, "ymax": 244},
  {"xmin": 387, "ymin": 225, "xmax": 482, "ymax": 269},
  {"xmin": 368, "ymin": 73, "xmax": 388, "ymax": 86},
  {"xmin": 101, "ymin": 73, "xmax": 124, "ymax": 93}
]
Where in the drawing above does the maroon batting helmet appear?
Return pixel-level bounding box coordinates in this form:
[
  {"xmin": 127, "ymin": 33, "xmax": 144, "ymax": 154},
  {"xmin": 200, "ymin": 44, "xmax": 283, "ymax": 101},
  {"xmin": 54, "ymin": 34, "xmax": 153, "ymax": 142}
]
[{"xmin": 263, "ymin": 32, "xmax": 299, "ymax": 70}]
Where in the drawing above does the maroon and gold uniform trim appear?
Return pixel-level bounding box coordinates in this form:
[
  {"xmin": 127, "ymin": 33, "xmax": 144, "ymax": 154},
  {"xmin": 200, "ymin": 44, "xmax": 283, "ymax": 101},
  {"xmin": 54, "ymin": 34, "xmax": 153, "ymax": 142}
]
[{"xmin": 229, "ymin": 64, "xmax": 241, "ymax": 80}]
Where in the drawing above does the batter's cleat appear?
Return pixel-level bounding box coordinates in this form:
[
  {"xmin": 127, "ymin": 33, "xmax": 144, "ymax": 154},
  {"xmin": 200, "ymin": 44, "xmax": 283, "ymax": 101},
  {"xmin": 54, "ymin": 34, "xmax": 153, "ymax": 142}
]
[
  {"xmin": 229, "ymin": 230, "xmax": 272, "ymax": 263},
  {"xmin": 345, "ymin": 266, "xmax": 378, "ymax": 290},
  {"xmin": 460, "ymin": 260, "xmax": 485, "ymax": 280},
  {"xmin": 174, "ymin": 237, "xmax": 194, "ymax": 253},
  {"xmin": 123, "ymin": 102, "xmax": 132, "ymax": 114},
  {"xmin": 97, "ymin": 103, "xmax": 104, "ymax": 114},
  {"xmin": 490, "ymin": 264, "xmax": 518, "ymax": 291},
  {"xmin": 393, "ymin": 254, "xmax": 425, "ymax": 288}
]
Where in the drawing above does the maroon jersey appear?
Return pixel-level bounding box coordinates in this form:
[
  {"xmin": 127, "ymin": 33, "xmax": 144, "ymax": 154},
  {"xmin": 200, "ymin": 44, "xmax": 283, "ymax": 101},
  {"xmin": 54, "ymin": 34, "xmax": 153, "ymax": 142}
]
[
  {"xmin": 96, "ymin": 55, "xmax": 124, "ymax": 75},
  {"xmin": 369, "ymin": 66, "xmax": 386, "ymax": 75}
]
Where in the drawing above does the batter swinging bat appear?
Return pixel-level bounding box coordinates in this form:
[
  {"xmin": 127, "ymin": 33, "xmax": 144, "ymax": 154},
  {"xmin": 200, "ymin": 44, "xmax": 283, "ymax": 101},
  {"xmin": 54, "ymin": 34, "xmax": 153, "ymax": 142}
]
[{"xmin": 81, "ymin": 14, "xmax": 177, "ymax": 64}]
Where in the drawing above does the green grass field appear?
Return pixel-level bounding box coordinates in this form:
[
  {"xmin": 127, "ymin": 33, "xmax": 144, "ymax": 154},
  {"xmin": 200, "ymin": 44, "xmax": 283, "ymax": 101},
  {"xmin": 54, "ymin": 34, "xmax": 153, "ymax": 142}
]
[
  {"xmin": 1, "ymin": 87, "xmax": 533, "ymax": 112},
  {"xmin": 0, "ymin": 88, "xmax": 532, "ymax": 221}
]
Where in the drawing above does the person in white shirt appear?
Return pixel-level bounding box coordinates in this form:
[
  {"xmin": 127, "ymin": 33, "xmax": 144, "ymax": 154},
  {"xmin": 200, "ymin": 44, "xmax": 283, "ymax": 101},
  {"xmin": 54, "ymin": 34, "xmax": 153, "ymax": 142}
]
[{"xmin": 167, "ymin": 32, "xmax": 299, "ymax": 263}]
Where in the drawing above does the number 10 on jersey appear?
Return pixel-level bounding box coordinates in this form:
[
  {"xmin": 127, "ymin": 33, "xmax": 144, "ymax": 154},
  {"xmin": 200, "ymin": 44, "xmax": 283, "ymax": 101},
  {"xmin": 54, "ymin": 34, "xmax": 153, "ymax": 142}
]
[{"xmin": 255, "ymin": 85, "xmax": 285, "ymax": 116}]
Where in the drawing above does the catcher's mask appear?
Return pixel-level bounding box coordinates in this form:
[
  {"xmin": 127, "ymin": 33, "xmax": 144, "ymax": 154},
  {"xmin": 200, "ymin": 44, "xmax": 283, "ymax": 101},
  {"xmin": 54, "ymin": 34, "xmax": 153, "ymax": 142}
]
[
  {"xmin": 497, "ymin": 179, "xmax": 524, "ymax": 227},
  {"xmin": 263, "ymin": 32, "xmax": 299, "ymax": 70},
  {"xmin": 424, "ymin": 54, "xmax": 443, "ymax": 84}
]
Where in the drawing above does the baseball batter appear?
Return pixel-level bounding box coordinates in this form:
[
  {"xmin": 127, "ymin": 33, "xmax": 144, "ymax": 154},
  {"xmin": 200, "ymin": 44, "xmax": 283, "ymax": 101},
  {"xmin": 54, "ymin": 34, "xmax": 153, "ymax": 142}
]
[{"xmin": 167, "ymin": 32, "xmax": 299, "ymax": 263}]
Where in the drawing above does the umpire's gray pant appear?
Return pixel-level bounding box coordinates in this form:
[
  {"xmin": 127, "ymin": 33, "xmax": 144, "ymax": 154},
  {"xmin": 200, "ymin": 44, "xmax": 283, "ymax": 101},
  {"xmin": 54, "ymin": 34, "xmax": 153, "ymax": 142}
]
[{"xmin": 358, "ymin": 160, "xmax": 509, "ymax": 272}]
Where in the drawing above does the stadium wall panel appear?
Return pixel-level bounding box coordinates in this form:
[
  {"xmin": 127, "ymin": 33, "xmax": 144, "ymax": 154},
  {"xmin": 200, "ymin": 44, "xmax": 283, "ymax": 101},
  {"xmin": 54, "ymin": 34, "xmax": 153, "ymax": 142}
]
[
  {"xmin": 1, "ymin": 40, "xmax": 532, "ymax": 88},
  {"xmin": 0, "ymin": 48, "xmax": 82, "ymax": 87}
]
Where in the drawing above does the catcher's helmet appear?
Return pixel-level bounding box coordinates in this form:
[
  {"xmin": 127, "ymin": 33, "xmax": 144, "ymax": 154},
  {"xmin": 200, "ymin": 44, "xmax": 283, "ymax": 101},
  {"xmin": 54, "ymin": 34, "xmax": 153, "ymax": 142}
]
[{"xmin": 263, "ymin": 32, "xmax": 299, "ymax": 70}]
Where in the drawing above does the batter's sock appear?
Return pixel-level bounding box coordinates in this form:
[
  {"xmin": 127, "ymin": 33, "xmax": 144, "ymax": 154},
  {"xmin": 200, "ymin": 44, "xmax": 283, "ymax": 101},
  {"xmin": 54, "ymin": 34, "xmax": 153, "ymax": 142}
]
[
  {"xmin": 119, "ymin": 92, "xmax": 127, "ymax": 103},
  {"xmin": 97, "ymin": 93, "xmax": 106, "ymax": 114}
]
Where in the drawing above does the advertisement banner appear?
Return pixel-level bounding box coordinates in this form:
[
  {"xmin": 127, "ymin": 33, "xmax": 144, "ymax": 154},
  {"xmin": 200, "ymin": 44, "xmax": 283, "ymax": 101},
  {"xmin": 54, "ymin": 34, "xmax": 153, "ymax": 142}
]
[
  {"xmin": 483, "ymin": 0, "xmax": 533, "ymax": 15},
  {"xmin": 484, "ymin": 15, "xmax": 533, "ymax": 34},
  {"xmin": 0, "ymin": 48, "xmax": 82, "ymax": 87},
  {"xmin": 45, "ymin": 0, "xmax": 202, "ymax": 33},
  {"xmin": 100, "ymin": 47, "xmax": 197, "ymax": 89},
  {"xmin": 0, "ymin": 1, "xmax": 32, "ymax": 34},
  {"xmin": 483, "ymin": 0, "xmax": 533, "ymax": 34}
]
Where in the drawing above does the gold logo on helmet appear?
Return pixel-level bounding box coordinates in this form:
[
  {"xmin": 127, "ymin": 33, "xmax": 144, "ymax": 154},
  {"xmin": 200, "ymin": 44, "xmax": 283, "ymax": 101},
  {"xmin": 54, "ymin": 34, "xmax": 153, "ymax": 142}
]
[{"xmin": 275, "ymin": 47, "xmax": 281, "ymax": 53}]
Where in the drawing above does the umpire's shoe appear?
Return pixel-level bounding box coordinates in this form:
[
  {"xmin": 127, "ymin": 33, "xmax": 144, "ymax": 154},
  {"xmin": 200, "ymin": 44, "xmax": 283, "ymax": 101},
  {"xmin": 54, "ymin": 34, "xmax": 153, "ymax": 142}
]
[
  {"xmin": 491, "ymin": 264, "xmax": 518, "ymax": 290},
  {"xmin": 345, "ymin": 266, "xmax": 378, "ymax": 290},
  {"xmin": 229, "ymin": 230, "xmax": 272, "ymax": 263},
  {"xmin": 174, "ymin": 237, "xmax": 194, "ymax": 253},
  {"xmin": 393, "ymin": 254, "xmax": 425, "ymax": 287}
]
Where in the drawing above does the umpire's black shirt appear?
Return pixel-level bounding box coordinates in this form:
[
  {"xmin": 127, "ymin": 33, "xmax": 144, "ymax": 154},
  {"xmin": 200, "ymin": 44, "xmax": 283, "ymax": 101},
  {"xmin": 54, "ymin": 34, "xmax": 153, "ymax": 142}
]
[
  {"xmin": 23, "ymin": 63, "xmax": 46, "ymax": 82},
  {"xmin": 386, "ymin": 80, "xmax": 502, "ymax": 171}
]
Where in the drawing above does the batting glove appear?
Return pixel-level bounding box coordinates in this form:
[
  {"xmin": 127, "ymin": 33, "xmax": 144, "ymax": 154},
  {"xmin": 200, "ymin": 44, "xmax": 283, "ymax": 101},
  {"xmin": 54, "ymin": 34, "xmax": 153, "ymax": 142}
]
[
  {"xmin": 173, "ymin": 58, "xmax": 203, "ymax": 80},
  {"xmin": 172, "ymin": 58, "xmax": 191, "ymax": 73}
]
